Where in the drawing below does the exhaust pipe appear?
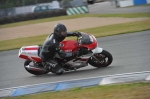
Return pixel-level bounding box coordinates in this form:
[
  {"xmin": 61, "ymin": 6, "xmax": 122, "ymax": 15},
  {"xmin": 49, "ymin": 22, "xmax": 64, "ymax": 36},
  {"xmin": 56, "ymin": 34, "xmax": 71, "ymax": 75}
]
[{"xmin": 25, "ymin": 65, "xmax": 46, "ymax": 72}]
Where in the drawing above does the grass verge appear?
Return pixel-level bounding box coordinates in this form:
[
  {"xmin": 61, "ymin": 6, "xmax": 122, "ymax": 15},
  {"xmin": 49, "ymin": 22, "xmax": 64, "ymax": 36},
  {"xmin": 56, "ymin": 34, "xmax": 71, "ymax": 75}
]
[
  {"xmin": 3, "ymin": 82, "xmax": 150, "ymax": 99},
  {"xmin": 0, "ymin": 19, "xmax": 150, "ymax": 52},
  {"xmin": 0, "ymin": 12, "xmax": 150, "ymax": 28}
]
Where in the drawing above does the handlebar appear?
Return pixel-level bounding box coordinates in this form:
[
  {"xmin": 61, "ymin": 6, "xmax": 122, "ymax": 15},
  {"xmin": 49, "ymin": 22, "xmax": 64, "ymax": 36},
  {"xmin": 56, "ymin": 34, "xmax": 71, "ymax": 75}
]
[
  {"xmin": 67, "ymin": 31, "xmax": 82, "ymax": 46},
  {"xmin": 67, "ymin": 31, "xmax": 82, "ymax": 37}
]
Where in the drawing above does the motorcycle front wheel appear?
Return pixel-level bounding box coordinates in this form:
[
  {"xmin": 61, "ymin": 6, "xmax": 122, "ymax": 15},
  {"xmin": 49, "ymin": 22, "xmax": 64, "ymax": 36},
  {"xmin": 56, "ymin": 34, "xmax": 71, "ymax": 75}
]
[
  {"xmin": 24, "ymin": 60, "xmax": 49, "ymax": 75},
  {"xmin": 88, "ymin": 50, "xmax": 113, "ymax": 67}
]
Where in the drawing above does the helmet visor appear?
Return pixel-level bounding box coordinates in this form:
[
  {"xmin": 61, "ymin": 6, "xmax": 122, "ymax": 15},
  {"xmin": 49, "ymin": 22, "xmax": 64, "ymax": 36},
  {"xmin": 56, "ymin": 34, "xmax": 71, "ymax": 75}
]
[{"xmin": 61, "ymin": 31, "xmax": 67, "ymax": 37}]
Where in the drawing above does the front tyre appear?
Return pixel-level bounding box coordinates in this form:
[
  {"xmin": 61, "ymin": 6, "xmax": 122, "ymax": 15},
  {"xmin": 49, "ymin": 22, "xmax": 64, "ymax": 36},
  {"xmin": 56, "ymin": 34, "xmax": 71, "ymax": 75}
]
[
  {"xmin": 88, "ymin": 50, "xmax": 113, "ymax": 67},
  {"xmin": 24, "ymin": 60, "xmax": 49, "ymax": 75}
]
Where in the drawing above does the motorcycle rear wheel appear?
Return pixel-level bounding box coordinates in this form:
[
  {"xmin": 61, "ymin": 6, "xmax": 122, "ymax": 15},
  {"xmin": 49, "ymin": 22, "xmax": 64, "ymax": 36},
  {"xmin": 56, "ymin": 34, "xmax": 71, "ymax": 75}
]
[
  {"xmin": 88, "ymin": 50, "xmax": 113, "ymax": 67},
  {"xmin": 24, "ymin": 60, "xmax": 49, "ymax": 75}
]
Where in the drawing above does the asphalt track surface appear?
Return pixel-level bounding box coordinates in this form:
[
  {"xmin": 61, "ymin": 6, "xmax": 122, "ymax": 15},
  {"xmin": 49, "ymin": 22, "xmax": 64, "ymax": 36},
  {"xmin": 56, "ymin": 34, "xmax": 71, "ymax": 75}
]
[
  {"xmin": 0, "ymin": 30, "xmax": 150, "ymax": 89},
  {"xmin": 0, "ymin": 2, "xmax": 150, "ymax": 89}
]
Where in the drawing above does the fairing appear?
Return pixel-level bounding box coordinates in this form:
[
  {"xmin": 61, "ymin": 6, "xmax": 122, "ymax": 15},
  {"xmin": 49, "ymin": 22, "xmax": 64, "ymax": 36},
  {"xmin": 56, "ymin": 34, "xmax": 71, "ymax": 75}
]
[
  {"xmin": 80, "ymin": 34, "xmax": 97, "ymax": 50},
  {"xmin": 18, "ymin": 33, "xmax": 100, "ymax": 63},
  {"xmin": 18, "ymin": 45, "xmax": 42, "ymax": 62},
  {"xmin": 60, "ymin": 40, "xmax": 78, "ymax": 52},
  {"xmin": 60, "ymin": 33, "xmax": 98, "ymax": 52}
]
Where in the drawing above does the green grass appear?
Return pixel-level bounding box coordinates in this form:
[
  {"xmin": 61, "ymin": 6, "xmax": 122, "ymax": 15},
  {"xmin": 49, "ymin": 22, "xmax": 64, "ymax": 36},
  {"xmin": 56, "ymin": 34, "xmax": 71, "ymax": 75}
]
[
  {"xmin": 0, "ymin": 19, "xmax": 150, "ymax": 51},
  {"xmin": 0, "ymin": 12, "xmax": 150, "ymax": 28},
  {"xmin": 2, "ymin": 82, "xmax": 150, "ymax": 99},
  {"xmin": 1, "ymin": 12, "xmax": 150, "ymax": 51},
  {"xmin": 81, "ymin": 19, "xmax": 150, "ymax": 37}
]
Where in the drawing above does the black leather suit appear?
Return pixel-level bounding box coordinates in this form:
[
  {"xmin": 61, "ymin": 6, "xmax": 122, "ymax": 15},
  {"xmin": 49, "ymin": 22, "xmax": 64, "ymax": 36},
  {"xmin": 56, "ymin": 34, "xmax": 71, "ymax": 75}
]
[{"xmin": 39, "ymin": 32, "xmax": 78, "ymax": 62}]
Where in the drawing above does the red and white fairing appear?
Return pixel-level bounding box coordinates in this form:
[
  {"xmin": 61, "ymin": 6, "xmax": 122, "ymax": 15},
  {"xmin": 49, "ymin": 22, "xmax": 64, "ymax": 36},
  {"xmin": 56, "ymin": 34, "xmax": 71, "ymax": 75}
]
[
  {"xmin": 18, "ymin": 33, "xmax": 103, "ymax": 63},
  {"xmin": 18, "ymin": 45, "xmax": 42, "ymax": 62}
]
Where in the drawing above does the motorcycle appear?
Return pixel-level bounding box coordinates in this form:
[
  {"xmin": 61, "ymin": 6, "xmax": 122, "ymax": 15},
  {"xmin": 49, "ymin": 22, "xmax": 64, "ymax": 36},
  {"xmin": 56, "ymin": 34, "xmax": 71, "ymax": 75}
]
[{"xmin": 18, "ymin": 32, "xmax": 113, "ymax": 75}]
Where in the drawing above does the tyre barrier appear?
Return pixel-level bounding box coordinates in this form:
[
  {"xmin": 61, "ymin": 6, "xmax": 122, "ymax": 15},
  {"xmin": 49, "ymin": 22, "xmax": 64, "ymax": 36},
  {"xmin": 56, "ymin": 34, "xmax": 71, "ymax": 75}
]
[
  {"xmin": 0, "ymin": 71, "xmax": 150, "ymax": 97},
  {"xmin": 66, "ymin": 6, "xmax": 89, "ymax": 15}
]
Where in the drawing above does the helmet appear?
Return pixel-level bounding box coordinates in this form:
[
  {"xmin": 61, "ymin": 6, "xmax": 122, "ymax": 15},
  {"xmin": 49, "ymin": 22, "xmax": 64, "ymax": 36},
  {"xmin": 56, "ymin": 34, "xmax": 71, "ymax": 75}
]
[{"xmin": 54, "ymin": 23, "xmax": 67, "ymax": 42}]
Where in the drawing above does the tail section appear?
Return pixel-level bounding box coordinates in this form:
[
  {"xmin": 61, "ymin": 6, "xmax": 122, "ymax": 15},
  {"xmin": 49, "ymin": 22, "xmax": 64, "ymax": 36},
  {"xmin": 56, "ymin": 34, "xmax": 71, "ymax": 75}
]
[{"xmin": 18, "ymin": 45, "xmax": 42, "ymax": 62}]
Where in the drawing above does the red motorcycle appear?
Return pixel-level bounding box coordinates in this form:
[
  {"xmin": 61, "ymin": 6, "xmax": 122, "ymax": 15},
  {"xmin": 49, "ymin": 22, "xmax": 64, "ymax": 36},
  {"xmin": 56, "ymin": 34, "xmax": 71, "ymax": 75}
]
[{"xmin": 18, "ymin": 32, "xmax": 113, "ymax": 75}]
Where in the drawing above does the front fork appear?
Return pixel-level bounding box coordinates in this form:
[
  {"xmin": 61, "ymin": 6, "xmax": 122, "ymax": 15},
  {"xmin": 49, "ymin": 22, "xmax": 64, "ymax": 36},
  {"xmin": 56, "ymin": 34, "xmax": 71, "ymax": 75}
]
[{"xmin": 90, "ymin": 47, "xmax": 103, "ymax": 63}]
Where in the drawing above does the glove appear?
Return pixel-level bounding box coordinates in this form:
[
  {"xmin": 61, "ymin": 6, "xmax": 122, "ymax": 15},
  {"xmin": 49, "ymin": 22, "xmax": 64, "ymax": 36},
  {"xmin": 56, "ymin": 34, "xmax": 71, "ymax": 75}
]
[{"xmin": 73, "ymin": 32, "xmax": 81, "ymax": 37}]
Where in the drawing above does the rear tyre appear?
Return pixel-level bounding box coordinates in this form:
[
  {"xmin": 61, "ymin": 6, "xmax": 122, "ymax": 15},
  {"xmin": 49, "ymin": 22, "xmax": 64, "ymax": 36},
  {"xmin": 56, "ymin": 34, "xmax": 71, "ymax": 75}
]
[
  {"xmin": 88, "ymin": 50, "xmax": 113, "ymax": 68},
  {"xmin": 24, "ymin": 60, "xmax": 49, "ymax": 76}
]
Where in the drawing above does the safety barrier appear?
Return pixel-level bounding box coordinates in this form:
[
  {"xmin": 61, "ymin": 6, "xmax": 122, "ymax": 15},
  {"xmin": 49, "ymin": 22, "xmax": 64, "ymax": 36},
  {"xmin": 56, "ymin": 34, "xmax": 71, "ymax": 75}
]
[
  {"xmin": 0, "ymin": 71, "xmax": 150, "ymax": 97},
  {"xmin": 66, "ymin": 6, "xmax": 88, "ymax": 15},
  {"xmin": 119, "ymin": 0, "xmax": 150, "ymax": 7}
]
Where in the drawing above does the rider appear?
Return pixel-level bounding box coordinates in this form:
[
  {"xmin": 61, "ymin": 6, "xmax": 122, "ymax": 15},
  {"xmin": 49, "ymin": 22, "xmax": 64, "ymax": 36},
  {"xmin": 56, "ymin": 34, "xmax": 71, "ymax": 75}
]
[{"xmin": 39, "ymin": 23, "xmax": 80, "ymax": 75}]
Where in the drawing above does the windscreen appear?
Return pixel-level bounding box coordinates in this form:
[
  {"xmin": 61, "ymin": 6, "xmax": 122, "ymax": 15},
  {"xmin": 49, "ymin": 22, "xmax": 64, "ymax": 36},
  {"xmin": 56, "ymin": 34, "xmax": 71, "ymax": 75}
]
[{"xmin": 80, "ymin": 32, "xmax": 92, "ymax": 44}]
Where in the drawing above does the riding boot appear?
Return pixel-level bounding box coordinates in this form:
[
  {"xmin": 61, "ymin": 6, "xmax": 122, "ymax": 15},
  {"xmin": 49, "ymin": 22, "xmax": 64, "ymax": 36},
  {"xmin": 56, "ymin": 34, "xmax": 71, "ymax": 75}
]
[
  {"xmin": 42, "ymin": 62, "xmax": 51, "ymax": 71},
  {"xmin": 48, "ymin": 60, "xmax": 63, "ymax": 75},
  {"xmin": 54, "ymin": 64, "xmax": 63, "ymax": 75}
]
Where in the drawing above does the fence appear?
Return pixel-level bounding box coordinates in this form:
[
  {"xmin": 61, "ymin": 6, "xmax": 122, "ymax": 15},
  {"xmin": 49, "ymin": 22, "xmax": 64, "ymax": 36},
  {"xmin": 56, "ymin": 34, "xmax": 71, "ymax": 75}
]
[{"xmin": 0, "ymin": 0, "xmax": 88, "ymax": 18}]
